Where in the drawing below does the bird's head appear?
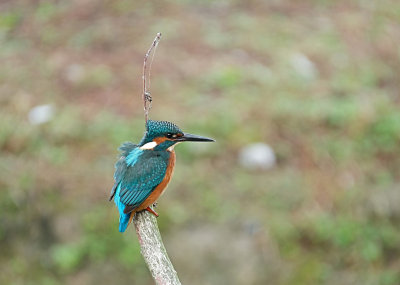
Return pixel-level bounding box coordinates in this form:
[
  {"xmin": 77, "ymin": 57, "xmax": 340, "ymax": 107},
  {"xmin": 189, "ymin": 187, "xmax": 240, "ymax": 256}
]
[{"xmin": 139, "ymin": 120, "xmax": 214, "ymax": 151}]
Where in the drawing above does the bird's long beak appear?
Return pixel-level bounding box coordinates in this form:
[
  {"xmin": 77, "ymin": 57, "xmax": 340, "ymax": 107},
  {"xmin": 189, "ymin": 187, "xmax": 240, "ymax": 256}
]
[{"xmin": 177, "ymin": 133, "xmax": 215, "ymax": 142}]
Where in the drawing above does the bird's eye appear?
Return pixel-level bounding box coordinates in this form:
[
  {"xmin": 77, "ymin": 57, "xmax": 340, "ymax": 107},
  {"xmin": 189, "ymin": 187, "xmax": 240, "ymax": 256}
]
[{"xmin": 166, "ymin": 133, "xmax": 178, "ymax": 139}]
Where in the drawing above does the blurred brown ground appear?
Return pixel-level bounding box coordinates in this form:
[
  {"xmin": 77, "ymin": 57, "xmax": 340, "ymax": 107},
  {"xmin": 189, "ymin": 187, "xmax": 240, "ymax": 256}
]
[{"xmin": 1, "ymin": 1, "xmax": 400, "ymax": 284}]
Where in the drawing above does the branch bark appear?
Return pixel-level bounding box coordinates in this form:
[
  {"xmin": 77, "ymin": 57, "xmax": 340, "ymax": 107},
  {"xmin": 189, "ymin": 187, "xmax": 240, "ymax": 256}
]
[
  {"xmin": 133, "ymin": 210, "xmax": 182, "ymax": 285},
  {"xmin": 142, "ymin": 32, "xmax": 162, "ymax": 124},
  {"xmin": 134, "ymin": 33, "xmax": 181, "ymax": 285}
]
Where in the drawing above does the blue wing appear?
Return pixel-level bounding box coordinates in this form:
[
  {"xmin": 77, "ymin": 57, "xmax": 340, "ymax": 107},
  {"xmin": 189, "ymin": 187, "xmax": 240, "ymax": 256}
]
[
  {"xmin": 109, "ymin": 142, "xmax": 138, "ymax": 200},
  {"xmin": 109, "ymin": 143, "xmax": 169, "ymax": 232},
  {"xmin": 119, "ymin": 152, "xmax": 168, "ymax": 212}
]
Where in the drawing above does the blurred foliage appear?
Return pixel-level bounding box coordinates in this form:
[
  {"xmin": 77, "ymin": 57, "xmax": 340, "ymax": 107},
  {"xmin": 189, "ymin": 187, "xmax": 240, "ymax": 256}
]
[{"xmin": 1, "ymin": 0, "xmax": 400, "ymax": 284}]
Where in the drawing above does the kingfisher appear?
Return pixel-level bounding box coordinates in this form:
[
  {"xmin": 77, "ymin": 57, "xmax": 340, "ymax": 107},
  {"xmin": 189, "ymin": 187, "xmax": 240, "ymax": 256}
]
[{"xmin": 109, "ymin": 120, "xmax": 214, "ymax": 232}]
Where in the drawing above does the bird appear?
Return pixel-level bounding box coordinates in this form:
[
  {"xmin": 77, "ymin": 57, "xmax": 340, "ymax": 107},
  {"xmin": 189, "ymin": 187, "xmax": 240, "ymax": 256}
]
[{"xmin": 109, "ymin": 119, "xmax": 214, "ymax": 232}]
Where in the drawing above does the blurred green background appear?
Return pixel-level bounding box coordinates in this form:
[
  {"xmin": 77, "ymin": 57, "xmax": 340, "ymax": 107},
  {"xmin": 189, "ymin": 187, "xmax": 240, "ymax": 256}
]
[{"xmin": 1, "ymin": 1, "xmax": 400, "ymax": 284}]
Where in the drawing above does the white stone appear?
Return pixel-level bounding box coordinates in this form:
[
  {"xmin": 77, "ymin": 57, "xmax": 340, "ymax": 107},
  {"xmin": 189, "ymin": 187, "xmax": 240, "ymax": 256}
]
[
  {"xmin": 239, "ymin": 143, "xmax": 276, "ymax": 170},
  {"xmin": 290, "ymin": 52, "xmax": 318, "ymax": 80},
  {"xmin": 28, "ymin": 104, "xmax": 55, "ymax": 125}
]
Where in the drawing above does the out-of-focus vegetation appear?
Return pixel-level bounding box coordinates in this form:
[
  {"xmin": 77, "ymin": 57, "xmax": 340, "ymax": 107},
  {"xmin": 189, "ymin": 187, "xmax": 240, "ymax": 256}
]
[{"xmin": 1, "ymin": 1, "xmax": 400, "ymax": 284}]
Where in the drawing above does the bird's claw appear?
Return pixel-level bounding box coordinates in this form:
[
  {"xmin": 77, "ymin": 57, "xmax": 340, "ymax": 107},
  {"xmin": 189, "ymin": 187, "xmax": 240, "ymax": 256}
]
[{"xmin": 145, "ymin": 206, "xmax": 159, "ymax": 217}]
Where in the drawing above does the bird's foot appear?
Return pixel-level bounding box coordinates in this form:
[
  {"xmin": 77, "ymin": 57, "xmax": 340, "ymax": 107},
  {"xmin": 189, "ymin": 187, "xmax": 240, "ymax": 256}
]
[
  {"xmin": 145, "ymin": 206, "xmax": 159, "ymax": 217},
  {"xmin": 153, "ymin": 202, "xmax": 158, "ymax": 208}
]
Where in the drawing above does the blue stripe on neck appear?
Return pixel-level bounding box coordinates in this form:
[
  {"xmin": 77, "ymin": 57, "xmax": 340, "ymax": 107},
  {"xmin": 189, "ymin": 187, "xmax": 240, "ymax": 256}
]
[{"xmin": 125, "ymin": 148, "xmax": 143, "ymax": 166}]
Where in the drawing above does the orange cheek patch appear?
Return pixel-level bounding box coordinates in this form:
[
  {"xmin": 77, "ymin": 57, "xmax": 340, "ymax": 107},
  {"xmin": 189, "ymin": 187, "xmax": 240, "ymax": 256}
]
[{"xmin": 153, "ymin": 137, "xmax": 168, "ymax": 144}]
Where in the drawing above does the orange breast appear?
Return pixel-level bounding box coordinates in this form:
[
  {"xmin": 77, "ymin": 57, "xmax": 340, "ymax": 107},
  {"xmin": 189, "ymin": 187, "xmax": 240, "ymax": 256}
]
[{"xmin": 136, "ymin": 150, "xmax": 176, "ymax": 212}]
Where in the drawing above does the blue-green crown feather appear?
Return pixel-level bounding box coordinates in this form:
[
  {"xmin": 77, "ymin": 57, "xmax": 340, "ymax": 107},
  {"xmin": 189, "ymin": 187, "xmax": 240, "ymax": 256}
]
[{"xmin": 140, "ymin": 120, "xmax": 182, "ymax": 146}]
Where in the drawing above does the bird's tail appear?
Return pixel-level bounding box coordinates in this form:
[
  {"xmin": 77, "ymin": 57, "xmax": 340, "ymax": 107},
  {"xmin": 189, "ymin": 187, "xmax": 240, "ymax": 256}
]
[
  {"xmin": 114, "ymin": 184, "xmax": 132, "ymax": 233},
  {"xmin": 119, "ymin": 212, "xmax": 131, "ymax": 232}
]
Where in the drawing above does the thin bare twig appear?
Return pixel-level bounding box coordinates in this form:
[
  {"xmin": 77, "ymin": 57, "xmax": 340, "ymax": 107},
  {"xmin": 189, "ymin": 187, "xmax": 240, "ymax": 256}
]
[{"xmin": 143, "ymin": 32, "xmax": 162, "ymax": 124}]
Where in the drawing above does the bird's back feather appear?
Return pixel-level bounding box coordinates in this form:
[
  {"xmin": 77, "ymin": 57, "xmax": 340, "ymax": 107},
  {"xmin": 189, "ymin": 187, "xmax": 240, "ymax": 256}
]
[
  {"xmin": 109, "ymin": 142, "xmax": 138, "ymax": 200},
  {"xmin": 119, "ymin": 151, "xmax": 169, "ymax": 211},
  {"xmin": 110, "ymin": 142, "xmax": 171, "ymax": 231}
]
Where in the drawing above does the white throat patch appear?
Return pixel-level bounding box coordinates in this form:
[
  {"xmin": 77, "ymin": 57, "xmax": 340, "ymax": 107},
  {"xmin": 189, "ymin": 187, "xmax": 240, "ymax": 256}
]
[
  {"xmin": 168, "ymin": 142, "xmax": 181, "ymax": 152},
  {"xmin": 140, "ymin": 141, "xmax": 158, "ymax": 150}
]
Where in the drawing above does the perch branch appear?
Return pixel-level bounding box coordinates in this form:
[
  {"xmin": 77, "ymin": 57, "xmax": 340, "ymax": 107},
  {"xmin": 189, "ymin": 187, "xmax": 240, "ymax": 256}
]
[
  {"xmin": 135, "ymin": 33, "xmax": 181, "ymax": 285},
  {"xmin": 134, "ymin": 210, "xmax": 182, "ymax": 285},
  {"xmin": 142, "ymin": 32, "xmax": 162, "ymax": 124}
]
